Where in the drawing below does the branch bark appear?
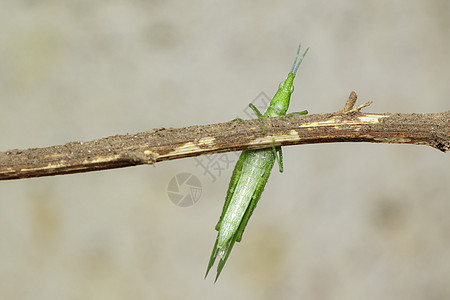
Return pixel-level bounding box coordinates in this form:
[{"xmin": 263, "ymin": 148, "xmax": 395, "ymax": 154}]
[{"xmin": 1, "ymin": 92, "xmax": 448, "ymax": 180}]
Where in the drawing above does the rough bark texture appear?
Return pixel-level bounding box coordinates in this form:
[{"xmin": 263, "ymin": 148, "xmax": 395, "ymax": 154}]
[{"xmin": 1, "ymin": 109, "xmax": 448, "ymax": 180}]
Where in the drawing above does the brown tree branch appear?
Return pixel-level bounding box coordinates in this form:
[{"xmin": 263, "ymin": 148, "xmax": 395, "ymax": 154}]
[{"xmin": 1, "ymin": 92, "xmax": 448, "ymax": 180}]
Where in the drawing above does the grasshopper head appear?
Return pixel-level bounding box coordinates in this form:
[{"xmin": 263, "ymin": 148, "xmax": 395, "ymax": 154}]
[{"xmin": 263, "ymin": 45, "xmax": 308, "ymax": 117}]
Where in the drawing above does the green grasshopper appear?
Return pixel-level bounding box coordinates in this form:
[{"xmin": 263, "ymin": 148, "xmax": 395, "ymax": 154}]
[{"xmin": 205, "ymin": 45, "xmax": 309, "ymax": 282}]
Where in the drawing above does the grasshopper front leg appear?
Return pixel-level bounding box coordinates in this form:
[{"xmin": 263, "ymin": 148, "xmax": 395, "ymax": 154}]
[
  {"xmin": 249, "ymin": 103, "xmax": 266, "ymax": 133},
  {"xmin": 285, "ymin": 110, "xmax": 308, "ymax": 117}
]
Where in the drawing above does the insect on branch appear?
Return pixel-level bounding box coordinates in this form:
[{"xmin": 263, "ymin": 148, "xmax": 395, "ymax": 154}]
[{"xmin": 0, "ymin": 92, "xmax": 449, "ymax": 180}]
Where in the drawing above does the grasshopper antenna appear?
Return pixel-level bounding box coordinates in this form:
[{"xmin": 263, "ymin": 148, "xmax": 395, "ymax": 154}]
[{"xmin": 290, "ymin": 44, "xmax": 309, "ymax": 75}]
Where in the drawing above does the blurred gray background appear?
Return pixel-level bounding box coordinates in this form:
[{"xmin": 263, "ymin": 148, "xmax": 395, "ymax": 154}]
[{"xmin": 1, "ymin": 1, "xmax": 449, "ymax": 299}]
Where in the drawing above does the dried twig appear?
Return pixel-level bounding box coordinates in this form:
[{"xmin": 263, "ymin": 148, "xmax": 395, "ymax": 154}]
[{"xmin": 1, "ymin": 92, "xmax": 448, "ymax": 180}]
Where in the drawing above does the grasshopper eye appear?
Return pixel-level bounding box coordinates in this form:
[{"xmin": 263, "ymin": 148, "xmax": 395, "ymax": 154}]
[
  {"xmin": 278, "ymin": 81, "xmax": 285, "ymax": 89},
  {"xmin": 290, "ymin": 85, "xmax": 294, "ymax": 93}
]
